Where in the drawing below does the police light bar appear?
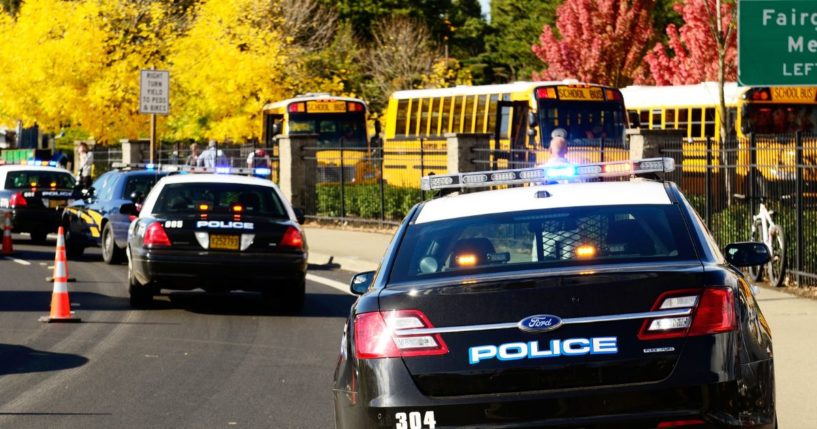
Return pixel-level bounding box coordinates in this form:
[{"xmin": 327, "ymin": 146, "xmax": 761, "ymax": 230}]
[
  {"xmin": 0, "ymin": 159, "xmax": 61, "ymax": 167},
  {"xmin": 111, "ymin": 162, "xmax": 272, "ymax": 177},
  {"xmin": 419, "ymin": 158, "xmax": 675, "ymax": 191}
]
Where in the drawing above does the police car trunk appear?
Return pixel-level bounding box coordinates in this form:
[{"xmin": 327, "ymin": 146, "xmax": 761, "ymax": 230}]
[{"xmin": 372, "ymin": 179, "xmax": 727, "ymax": 398}]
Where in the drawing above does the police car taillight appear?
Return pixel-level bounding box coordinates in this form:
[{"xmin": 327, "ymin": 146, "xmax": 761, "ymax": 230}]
[
  {"xmin": 9, "ymin": 192, "xmax": 27, "ymax": 208},
  {"xmin": 354, "ymin": 310, "xmax": 448, "ymax": 359},
  {"xmin": 144, "ymin": 222, "xmax": 171, "ymax": 248},
  {"xmin": 279, "ymin": 226, "xmax": 303, "ymax": 250},
  {"xmin": 639, "ymin": 288, "xmax": 735, "ymax": 340}
]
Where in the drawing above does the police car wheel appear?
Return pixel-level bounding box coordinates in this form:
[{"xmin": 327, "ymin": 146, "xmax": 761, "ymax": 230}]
[
  {"xmin": 64, "ymin": 224, "xmax": 84, "ymax": 260},
  {"xmin": 127, "ymin": 254, "xmax": 153, "ymax": 308},
  {"xmin": 101, "ymin": 223, "xmax": 124, "ymax": 264}
]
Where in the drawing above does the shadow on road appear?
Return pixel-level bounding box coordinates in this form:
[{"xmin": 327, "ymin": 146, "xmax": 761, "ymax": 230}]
[
  {"xmin": 0, "ymin": 343, "xmax": 88, "ymax": 376},
  {"xmin": 0, "ymin": 291, "xmax": 130, "ymax": 312},
  {"xmin": 150, "ymin": 291, "xmax": 356, "ymax": 318}
]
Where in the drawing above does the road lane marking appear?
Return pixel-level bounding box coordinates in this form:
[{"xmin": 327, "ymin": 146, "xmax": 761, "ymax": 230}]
[
  {"xmin": 306, "ymin": 273, "xmax": 352, "ymax": 295},
  {"xmin": 4, "ymin": 257, "xmax": 31, "ymax": 266}
]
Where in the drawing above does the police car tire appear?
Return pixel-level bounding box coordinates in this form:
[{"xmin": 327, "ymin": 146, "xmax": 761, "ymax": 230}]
[
  {"xmin": 64, "ymin": 224, "xmax": 84, "ymax": 260},
  {"xmin": 101, "ymin": 223, "xmax": 124, "ymax": 264},
  {"xmin": 127, "ymin": 252, "xmax": 153, "ymax": 308}
]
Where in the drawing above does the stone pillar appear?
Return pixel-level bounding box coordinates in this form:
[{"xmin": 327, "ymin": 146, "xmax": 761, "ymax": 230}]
[
  {"xmin": 120, "ymin": 139, "xmax": 150, "ymax": 165},
  {"xmin": 445, "ymin": 133, "xmax": 492, "ymax": 174},
  {"xmin": 628, "ymin": 129, "xmax": 685, "ymax": 160},
  {"xmin": 277, "ymin": 134, "xmax": 317, "ymax": 214}
]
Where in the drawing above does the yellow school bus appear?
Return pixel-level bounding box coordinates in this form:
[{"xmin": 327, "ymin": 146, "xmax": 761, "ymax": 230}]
[
  {"xmin": 261, "ymin": 94, "xmax": 375, "ymax": 183},
  {"xmin": 621, "ymin": 82, "xmax": 817, "ymax": 186},
  {"xmin": 382, "ymin": 81, "xmax": 629, "ymax": 186}
]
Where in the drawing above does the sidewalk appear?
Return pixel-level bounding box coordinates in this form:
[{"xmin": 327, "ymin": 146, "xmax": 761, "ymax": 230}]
[{"xmin": 305, "ymin": 226, "xmax": 392, "ymax": 273}]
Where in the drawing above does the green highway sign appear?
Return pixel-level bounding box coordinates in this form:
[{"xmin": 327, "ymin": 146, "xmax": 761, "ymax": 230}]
[{"xmin": 739, "ymin": 0, "xmax": 817, "ymax": 86}]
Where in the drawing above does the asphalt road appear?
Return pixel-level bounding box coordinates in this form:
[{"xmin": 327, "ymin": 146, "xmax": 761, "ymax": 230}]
[{"xmin": 0, "ymin": 236, "xmax": 355, "ymax": 429}]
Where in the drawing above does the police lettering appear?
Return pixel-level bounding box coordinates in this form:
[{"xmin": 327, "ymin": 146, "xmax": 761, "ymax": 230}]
[
  {"xmin": 468, "ymin": 337, "xmax": 618, "ymax": 364},
  {"xmin": 195, "ymin": 220, "xmax": 254, "ymax": 230}
]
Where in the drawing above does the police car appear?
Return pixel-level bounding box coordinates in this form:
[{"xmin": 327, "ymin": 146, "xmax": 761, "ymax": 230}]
[
  {"xmin": 125, "ymin": 169, "xmax": 307, "ymax": 310},
  {"xmin": 0, "ymin": 162, "xmax": 76, "ymax": 243},
  {"xmin": 62, "ymin": 167, "xmax": 168, "ymax": 262},
  {"xmin": 333, "ymin": 159, "xmax": 776, "ymax": 429}
]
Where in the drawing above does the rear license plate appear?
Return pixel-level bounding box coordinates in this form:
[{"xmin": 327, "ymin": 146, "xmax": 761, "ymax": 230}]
[
  {"xmin": 210, "ymin": 234, "xmax": 239, "ymax": 250},
  {"xmin": 47, "ymin": 199, "xmax": 67, "ymax": 209}
]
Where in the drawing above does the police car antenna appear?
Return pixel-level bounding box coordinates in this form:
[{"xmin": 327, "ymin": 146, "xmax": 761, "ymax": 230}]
[{"xmin": 419, "ymin": 158, "xmax": 675, "ymax": 191}]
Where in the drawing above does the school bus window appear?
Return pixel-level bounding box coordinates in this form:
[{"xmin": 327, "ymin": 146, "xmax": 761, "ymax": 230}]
[
  {"xmin": 475, "ymin": 94, "xmax": 488, "ymax": 133},
  {"xmin": 666, "ymin": 109, "xmax": 676, "ymax": 129},
  {"xmin": 487, "ymin": 94, "xmax": 499, "ymax": 135},
  {"xmin": 452, "ymin": 96, "xmax": 464, "ymax": 133},
  {"xmin": 396, "ymin": 100, "xmax": 409, "ymax": 137},
  {"xmin": 651, "ymin": 109, "xmax": 662, "ymax": 130},
  {"xmin": 440, "ymin": 97, "xmax": 451, "ymax": 134},
  {"xmin": 639, "ymin": 110, "xmax": 649, "ymax": 127},
  {"xmin": 463, "ymin": 95, "xmax": 475, "ymax": 133},
  {"xmin": 677, "ymin": 108, "xmax": 689, "ymax": 132},
  {"xmin": 498, "ymin": 104, "xmax": 512, "ymax": 139},
  {"xmin": 427, "ymin": 97, "xmax": 438, "ymax": 136},
  {"xmin": 412, "ymin": 98, "xmax": 423, "ymax": 136},
  {"xmin": 690, "ymin": 108, "xmax": 703, "ymax": 138},
  {"xmin": 435, "ymin": 97, "xmax": 445, "ymax": 135},
  {"xmin": 704, "ymin": 108, "xmax": 716, "ymax": 137},
  {"xmin": 290, "ymin": 120, "xmax": 314, "ymax": 134}
]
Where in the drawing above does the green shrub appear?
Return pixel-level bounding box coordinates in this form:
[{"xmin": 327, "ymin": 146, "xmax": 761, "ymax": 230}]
[{"xmin": 315, "ymin": 184, "xmax": 422, "ymax": 221}]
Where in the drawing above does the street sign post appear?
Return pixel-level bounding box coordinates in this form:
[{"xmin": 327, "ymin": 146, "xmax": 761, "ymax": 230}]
[
  {"xmin": 140, "ymin": 70, "xmax": 169, "ymax": 163},
  {"xmin": 739, "ymin": 0, "xmax": 817, "ymax": 86}
]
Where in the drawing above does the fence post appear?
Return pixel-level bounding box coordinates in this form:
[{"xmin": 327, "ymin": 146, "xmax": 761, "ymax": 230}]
[
  {"xmin": 278, "ymin": 134, "xmax": 317, "ymax": 215},
  {"xmin": 420, "ymin": 137, "xmax": 426, "ymax": 201},
  {"xmin": 749, "ymin": 133, "xmax": 757, "ymax": 217},
  {"xmin": 339, "ymin": 139, "xmax": 346, "ymax": 219},
  {"xmin": 379, "ymin": 147, "xmax": 385, "ymax": 222},
  {"xmin": 600, "ymin": 138, "xmax": 605, "ymax": 163},
  {"xmin": 796, "ymin": 132, "xmax": 804, "ymax": 287},
  {"xmin": 705, "ymin": 136, "xmax": 712, "ymax": 229}
]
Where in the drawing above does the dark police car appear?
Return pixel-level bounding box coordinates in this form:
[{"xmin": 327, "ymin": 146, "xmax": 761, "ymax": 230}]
[
  {"xmin": 62, "ymin": 168, "xmax": 167, "ymax": 262},
  {"xmin": 0, "ymin": 163, "xmax": 76, "ymax": 243},
  {"xmin": 333, "ymin": 159, "xmax": 776, "ymax": 429},
  {"xmin": 125, "ymin": 172, "xmax": 307, "ymax": 310}
]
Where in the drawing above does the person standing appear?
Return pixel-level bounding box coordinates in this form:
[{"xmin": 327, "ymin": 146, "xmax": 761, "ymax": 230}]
[
  {"xmin": 77, "ymin": 142, "xmax": 94, "ymax": 188},
  {"xmin": 186, "ymin": 143, "xmax": 200, "ymax": 166},
  {"xmin": 197, "ymin": 140, "xmax": 218, "ymax": 168},
  {"xmin": 546, "ymin": 128, "xmax": 569, "ymax": 165}
]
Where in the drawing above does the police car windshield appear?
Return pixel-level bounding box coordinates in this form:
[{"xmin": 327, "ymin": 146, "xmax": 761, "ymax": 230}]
[
  {"xmin": 154, "ymin": 183, "xmax": 288, "ymax": 217},
  {"xmin": 5, "ymin": 170, "xmax": 75, "ymax": 189},
  {"xmin": 389, "ymin": 205, "xmax": 696, "ymax": 284}
]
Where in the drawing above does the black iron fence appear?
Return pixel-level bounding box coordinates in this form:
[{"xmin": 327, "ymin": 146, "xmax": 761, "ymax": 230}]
[{"xmin": 657, "ymin": 133, "xmax": 817, "ymax": 286}]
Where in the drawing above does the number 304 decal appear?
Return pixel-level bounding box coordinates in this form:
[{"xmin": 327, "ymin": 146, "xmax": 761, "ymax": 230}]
[{"xmin": 395, "ymin": 411, "xmax": 436, "ymax": 429}]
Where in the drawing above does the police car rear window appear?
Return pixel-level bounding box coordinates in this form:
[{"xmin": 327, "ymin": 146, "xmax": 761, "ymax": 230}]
[
  {"xmin": 153, "ymin": 183, "xmax": 288, "ymax": 217},
  {"xmin": 5, "ymin": 171, "xmax": 75, "ymax": 189},
  {"xmin": 389, "ymin": 205, "xmax": 696, "ymax": 283}
]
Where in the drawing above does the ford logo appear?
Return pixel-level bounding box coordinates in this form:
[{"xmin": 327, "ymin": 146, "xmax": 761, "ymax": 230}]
[{"xmin": 517, "ymin": 314, "xmax": 563, "ymax": 333}]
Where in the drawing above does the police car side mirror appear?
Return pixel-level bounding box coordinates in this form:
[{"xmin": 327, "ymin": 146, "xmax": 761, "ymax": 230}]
[
  {"xmin": 129, "ymin": 191, "xmax": 145, "ymax": 204},
  {"xmin": 293, "ymin": 208, "xmax": 305, "ymax": 224},
  {"xmin": 724, "ymin": 242, "xmax": 771, "ymax": 267},
  {"xmin": 71, "ymin": 184, "xmax": 84, "ymax": 199},
  {"xmin": 120, "ymin": 203, "xmax": 140, "ymax": 217},
  {"xmin": 350, "ymin": 271, "xmax": 375, "ymax": 295},
  {"xmin": 82, "ymin": 187, "xmax": 95, "ymax": 200}
]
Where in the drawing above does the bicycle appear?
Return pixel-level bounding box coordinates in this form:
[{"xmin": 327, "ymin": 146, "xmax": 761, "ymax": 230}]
[{"xmin": 735, "ymin": 194, "xmax": 787, "ymax": 287}]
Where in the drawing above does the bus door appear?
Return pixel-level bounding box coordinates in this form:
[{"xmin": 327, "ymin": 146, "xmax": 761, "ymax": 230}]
[{"xmin": 496, "ymin": 101, "xmax": 531, "ymax": 168}]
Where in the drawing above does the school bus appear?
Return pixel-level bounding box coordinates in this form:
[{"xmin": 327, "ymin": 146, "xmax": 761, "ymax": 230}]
[
  {"xmin": 382, "ymin": 81, "xmax": 630, "ymax": 186},
  {"xmin": 261, "ymin": 94, "xmax": 375, "ymax": 183},
  {"xmin": 621, "ymin": 82, "xmax": 817, "ymax": 188}
]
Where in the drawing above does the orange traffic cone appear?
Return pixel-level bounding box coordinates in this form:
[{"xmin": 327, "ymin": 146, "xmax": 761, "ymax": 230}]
[
  {"xmin": 39, "ymin": 227, "xmax": 81, "ymax": 323},
  {"xmin": 2, "ymin": 211, "xmax": 12, "ymax": 255}
]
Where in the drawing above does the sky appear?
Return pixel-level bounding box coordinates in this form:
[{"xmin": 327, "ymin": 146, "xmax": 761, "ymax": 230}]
[{"xmin": 479, "ymin": 0, "xmax": 490, "ymax": 20}]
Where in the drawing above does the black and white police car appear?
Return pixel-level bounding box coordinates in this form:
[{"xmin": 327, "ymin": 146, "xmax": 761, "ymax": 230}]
[
  {"xmin": 0, "ymin": 162, "xmax": 76, "ymax": 243},
  {"xmin": 333, "ymin": 158, "xmax": 776, "ymax": 429},
  {"xmin": 125, "ymin": 168, "xmax": 307, "ymax": 310}
]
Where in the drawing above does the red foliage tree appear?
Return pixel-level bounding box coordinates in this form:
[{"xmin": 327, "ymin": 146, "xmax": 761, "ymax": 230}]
[
  {"xmin": 531, "ymin": 0, "xmax": 655, "ymax": 87},
  {"xmin": 639, "ymin": 0, "xmax": 736, "ymax": 85}
]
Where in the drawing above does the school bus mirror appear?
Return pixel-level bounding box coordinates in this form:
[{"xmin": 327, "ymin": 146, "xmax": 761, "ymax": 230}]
[
  {"xmin": 272, "ymin": 123, "xmax": 282, "ymax": 136},
  {"xmin": 628, "ymin": 111, "xmax": 641, "ymax": 129}
]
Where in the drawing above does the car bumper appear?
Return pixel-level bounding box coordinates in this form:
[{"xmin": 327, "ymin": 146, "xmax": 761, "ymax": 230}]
[
  {"xmin": 131, "ymin": 248, "xmax": 307, "ymax": 290},
  {"xmin": 333, "ymin": 358, "xmax": 775, "ymax": 429},
  {"xmin": 4, "ymin": 208, "xmax": 62, "ymax": 233}
]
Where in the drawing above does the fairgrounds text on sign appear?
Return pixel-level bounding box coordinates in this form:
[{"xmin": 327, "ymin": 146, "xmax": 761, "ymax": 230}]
[{"xmin": 739, "ymin": 0, "xmax": 817, "ymax": 86}]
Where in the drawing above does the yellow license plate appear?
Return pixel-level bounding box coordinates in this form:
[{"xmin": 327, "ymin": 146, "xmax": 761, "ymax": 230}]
[
  {"xmin": 210, "ymin": 234, "xmax": 239, "ymax": 250},
  {"xmin": 48, "ymin": 199, "xmax": 66, "ymax": 209}
]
